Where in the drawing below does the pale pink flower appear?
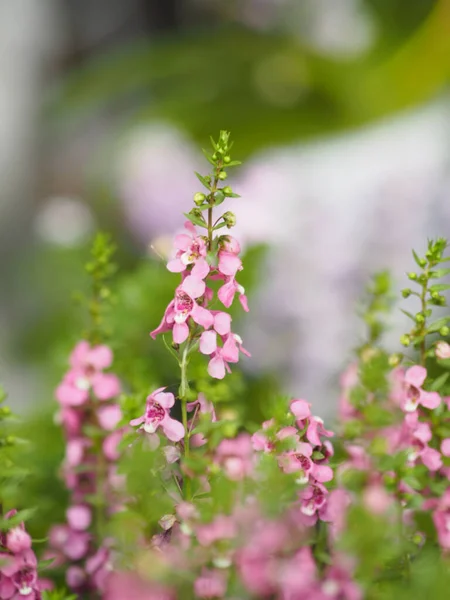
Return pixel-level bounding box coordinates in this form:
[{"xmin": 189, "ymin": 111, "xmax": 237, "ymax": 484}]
[
  {"xmin": 363, "ymin": 484, "xmax": 392, "ymax": 515},
  {"xmin": 441, "ymin": 438, "xmax": 450, "ymax": 457},
  {"xmin": 66, "ymin": 505, "xmax": 92, "ymax": 531},
  {"xmin": 97, "ymin": 404, "xmax": 122, "ymax": 431},
  {"xmin": 433, "ymin": 490, "xmax": 450, "ymax": 550},
  {"xmin": 204, "ymin": 333, "xmax": 251, "ymax": 380},
  {"xmin": 130, "ymin": 387, "xmax": 185, "ymax": 442}
]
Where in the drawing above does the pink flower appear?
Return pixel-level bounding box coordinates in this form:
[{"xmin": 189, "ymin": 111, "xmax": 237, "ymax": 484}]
[
  {"xmin": 215, "ymin": 434, "xmax": 254, "ymax": 480},
  {"xmin": 66, "ymin": 505, "xmax": 92, "ymax": 531},
  {"xmin": 218, "ymin": 250, "xmax": 242, "ymax": 278},
  {"xmin": 217, "ymin": 277, "xmax": 249, "ymax": 312},
  {"xmin": 278, "ymin": 442, "xmax": 333, "ymax": 484},
  {"xmin": 150, "ymin": 284, "xmax": 213, "ymax": 344},
  {"xmin": 194, "ymin": 569, "xmax": 227, "ymax": 598},
  {"xmin": 130, "ymin": 387, "xmax": 185, "ymax": 442},
  {"xmin": 394, "ymin": 366, "xmax": 441, "ymax": 412},
  {"xmin": 436, "ymin": 341, "xmax": 450, "ymax": 359},
  {"xmin": 104, "ymin": 572, "xmax": 174, "ymax": 600},
  {"xmin": 441, "ymin": 438, "xmax": 450, "ymax": 457},
  {"xmin": 204, "ymin": 333, "xmax": 251, "ymax": 380},
  {"xmin": 291, "ymin": 400, "xmax": 334, "ymax": 446},
  {"xmin": 49, "ymin": 525, "xmax": 91, "ymax": 561},
  {"xmin": 97, "ymin": 404, "xmax": 122, "ymax": 431},
  {"xmin": 55, "ymin": 342, "xmax": 121, "ymax": 406},
  {"xmin": 5, "ymin": 527, "xmax": 32, "ymax": 554},
  {"xmin": 299, "ymin": 483, "xmax": 329, "ymax": 518},
  {"xmin": 433, "ymin": 490, "xmax": 450, "ymax": 550},
  {"xmin": 363, "ymin": 484, "xmax": 392, "ymax": 515},
  {"xmin": 167, "ymin": 221, "xmax": 209, "ymax": 280},
  {"xmin": 196, "ymin": 515, "xmax": 237, "ymax": 547}
]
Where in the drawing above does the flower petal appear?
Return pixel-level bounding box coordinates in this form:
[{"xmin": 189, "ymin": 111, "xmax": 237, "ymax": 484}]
[
  {"xmin": 200, "ymin": 331, "xmax": 217, "ymax": 355},
  {"xmin": 161, "ymin": 416, "xmax": 185, "ymax": 442}
]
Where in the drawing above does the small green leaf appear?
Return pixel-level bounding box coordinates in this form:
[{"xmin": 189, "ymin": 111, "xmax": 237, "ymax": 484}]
[
  {"xmin": 401, "ymin": 309, "xmax": 416, "ymax": 322},
  {"xmin": 202, "ymin": 148, "xmax": 216, "ymax": 166},
  {"xmin": 194, "ymin": 172, "xmax": 210, "ymax": 189},
  {"xmin": 429, "ymin": 372, "xmax": 449, "ymax": 391},
  {"xmin": 183, "ymin": 212, "xmax": 207, "ymax": 229},
  {"xmin": 0, "ymin": 508, "xmax": 37, "ymax": 531},
  {"xmin": 428, "ymin": 317, "xmax": 450, "ymax": 333},
  {"xmin": 412, "ymin": 250, "xmax": 423, "ymax": 268},
  {"xmin": 213, "ymin": 222, "xmax": 227, "ymax": 231},
  {"xmin": 226, "ymin": 160, "xmax": 242, "ymax": 167},
  {"xmin": 430, "ymin": 268, "xmax": 450, "ymax": 278},
  {"xmin": 430, "ymin": 284, "xmax": 450, "ymax": 292}
]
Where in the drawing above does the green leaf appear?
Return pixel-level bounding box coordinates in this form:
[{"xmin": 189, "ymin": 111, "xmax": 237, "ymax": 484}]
[
  {"xmin": 209, "ymin": 136, "xmax": 218, "ymax": 151},
  {"xmin": 401, "ymin": 309, "xmax": 416, "ymax": 322},
  {"xmin": 202, "ymin": 148, "xmax": 216, "ymax": 166},
  {"xmin": 427, "ymin": 317, "xmax": 450, "ymax": 333},
  {"xmin": 430, "ymin": 268, "xmax": 450, "ymax": 278},
  {"xmin": 412, "ymin": 250, "xmax": 423, "ymax": 268},
  {"xmin": 226, "ymin": 160, "xmax": 242, "ymax": 167},
  {"xmin": 183, "ymin": 212, "xmax": 206, "ymax": 229},
  {"xmin": 0, "ymin": 508, "xmax": 37, "ymax": 531},
  {"xmin": 194, "ymin": 172, "xmax": 211, "ymax": 189},
  {"xmin": 214, "ymin": 191, "xmax": 225, "ymax": 206},
  {"xmin": 213, "ymin": 222, "xmax": 228, "ymax": 231},
  {"xmin": 429, "ymin": 372, "xmax": 449, "ymax": 391},
  {"xmin": 429, "ymin": 284, "xmax": 450, "ymax": 292}
]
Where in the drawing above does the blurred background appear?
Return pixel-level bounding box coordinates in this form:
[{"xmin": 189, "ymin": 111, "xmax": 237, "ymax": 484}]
[{"xmin": 2, "ymin": 0, "xmax": 450, "ymax": 417}]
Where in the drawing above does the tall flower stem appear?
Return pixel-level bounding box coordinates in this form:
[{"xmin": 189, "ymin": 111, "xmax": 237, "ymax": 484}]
[{"xmin": 179, "ymin": 342, "xmax": 192, "ymax": 499}]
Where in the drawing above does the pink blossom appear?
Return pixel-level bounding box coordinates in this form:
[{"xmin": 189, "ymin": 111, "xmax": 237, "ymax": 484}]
[
  {"xmin": 130, "ymin": 387, "xmax": 184, "ymax": 442},
  {"xmin": 150, "ymin": 285, "xmax": 213, "ymax": 344},
  {"xmin": 204, "ymin": 333, "xmax": 251, "ymax": 380},
  {"xmin": 167, "ymin": 221, "xmax": 209, "ymax": 280},
  {"xmin": 432, "ymin": 490, "xmax": 450, "ymax": 550},
  {"xmin": 393, "ymin": 366, "xmax": 441, "ymax": 412},
  {"xmin": 217, "ymin": 277, "xmax": 249, "ymax": 312},
  {"xmin": 5, "ymin": 528, "xmax": 32, "ymax": 555},
  {"xmin": 97, "ymin": 404, "xmax": 122, "ymax": 431},
  {"xmin": 278, "ymin": 547, "xmax": 317, "ymax": 599},
  {"xmin": 196, "ymin": 515, "xmax": 237, "ymax": 547},
  {"xmin": 66, "ymin": 505, "xmax": 92, "ymax": 531},
  {"xmin": 299, "ymin": 483, "xmax": 329, "ymax": 519},
  {"xmin": 278, "ymin": 442, "xmax": 333, "ymax": 484},
  {"xmin": 104, "ymin": 572, "xmax": 174, "ymax": 600},
  {"xmin": 363, "ymin": 484, "xmax": 392, "ymax": 515},
  {"xmin": 194, "ymin": 569, "xmax": 227, "ymax": 598},
  {"xmin": 441, "ymin": 438, "xmax": 450, "ymax": 457},
  {"xmin": 215, "ymin": 434, "xmax": 254, "ymax": 480}
]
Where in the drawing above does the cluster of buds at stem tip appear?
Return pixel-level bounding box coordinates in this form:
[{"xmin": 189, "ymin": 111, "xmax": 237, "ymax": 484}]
[
  {"xmin": 151, "ymin": 131, "xmax": 250, "ymax": 380},
  {"xmin": 399, "ymin": 239, "xmax": 450, "ymax": 353}
]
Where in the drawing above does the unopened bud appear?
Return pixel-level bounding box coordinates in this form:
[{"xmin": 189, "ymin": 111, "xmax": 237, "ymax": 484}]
[
  {"xmin": 419, "ymin": 258, "xmax": 427, "ymax": 268},
  {"xmin": 223, "ymin": 211, "xmax": 236, "ymax": 228},
  {"xmin": 223, "ymin": 186, "xmax": 233, "ymax": 195},
  {"xmin": 0, "ymin": 406, "xmax": 11, "ymax": 417},
  {"xmin": 224, "ymin": 156, "xmax": 231, "ymax": 164},
  {"xmin": 401, "ymin": 289, "xmax": 412, "ymax": 298},
  {"xmin": 436, "ymin": 341, "xmax": 450, "ymax": 359},
  {"xmin": 440, "ymin": 326, "xmax": 450, "ymax": 337},
  {"xmin": 431, "ymin": 291, "xmax": 440, "ymax": 300},
  {"xmin": 408, "ymin": 272, "xmax": 417, "ymax": 281},
  {"xmin": 388, "ymin": 353, "xmax": 401, "ymax": 367},
  {"xmin": 218, "ymin": 171, "xmax": 227, "ymax": 180},
  {"xmin": 190, "ymin": 208, "xmax": 203, "ymax": 218},
  {"xmin": 194, "ymin": 192, "xmax": 206, "ymax": 206},
  {"xmin": 400, "ymin": 334, "xmax": 411, "ymax": 347},
  {"xmin": 415, "ymin": 313, "xmax": 425, "ymax": 324}
]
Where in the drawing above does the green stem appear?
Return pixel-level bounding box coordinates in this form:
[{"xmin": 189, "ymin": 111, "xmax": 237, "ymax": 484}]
[
  {"xmin": 419, "ymin": 268, "xmax": 429, "ymax": 366},
  {"xmin": 179, "ymin": 344, "xmax": 192, "ymax": 498}
]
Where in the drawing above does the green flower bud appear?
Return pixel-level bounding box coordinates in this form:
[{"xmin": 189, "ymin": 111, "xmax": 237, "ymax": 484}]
[
  {"xmin": 5, "ymin": 435, "xmax": 15, "ymax": 446},
  {"xmin": 212, "ymin": 153, "xmax": 218, "ymax": 160},
  {"xmin": 223, "ymin": 211, "xmax": 236, "ymax": 228},
  {"xmin": 431, "ymin": 291, "xmax": 440, "ymax": 300},
  {"xmin": 190, "ymin": 208, "xmax": 203, "ymax": 219},
  {"xmin": 218, "ymin": 171, "xmax": 227, "ymax": 180},
  {"xmin": 194, "ymin": 192, "xmax": 206, "ymax": 206},
  {"xmin": 401, "ymin": 289, "xmax": 412, "ymax": 298},
  {"xmin": 400, "ymin": 334, "xmax": 411, "ymax": 347},
  {"xmin": 415, "ymin": 313, "xmax": 425, "ymax": 324},
  {"xmin": 0, "ymin": 406, "xmax": 11, "ymax": 417},
  {"xmin": 223, "ymin": 186, "xmax": 233, "ymax": 195},
  {"xmin": 440, "ymin": 326, "xmax": 450, "ymax": 337},
  {"xmin": 408, "ymin": 272, "xmax": 417, "ymax": 281},
  {"xmin": 224, "ymin": 156, "xmax": 231, "ymax": 164},
  {"xmin": 419, "ymin": 258, "xmax": 427, "ymax": 268},
  {"xmin": 388, "ymin": 353, "xmax": 402, "ymax": 367}
]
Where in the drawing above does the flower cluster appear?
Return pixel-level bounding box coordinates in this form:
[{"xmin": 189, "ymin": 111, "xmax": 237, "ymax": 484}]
[
  {"xmin": 48, "ymin": 341, "xmax": 123, "ymax": 594},
  {"xmin": 151, "ymin": 132, "xmax": 249, "ymax": 380},
  {"xmin": 0, "ymin": 510, "xmax": 47, "ymax": 600}
]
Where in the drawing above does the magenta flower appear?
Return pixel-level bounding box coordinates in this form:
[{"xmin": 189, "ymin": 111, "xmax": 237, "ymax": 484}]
[
  {"xmin": 278, "ymin": 442, "xmax": 333, "ymax": 484},
  {"xmin": 196, "ymin": 515, "xmax": 237, "ymax": 547},
  {"xmin": 130, "ymin": 387, "xmax": 185, "ymax": 442},
  {"xmin": 203, "ymin": 333, "xmax": 251, "ymax": 380}
]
